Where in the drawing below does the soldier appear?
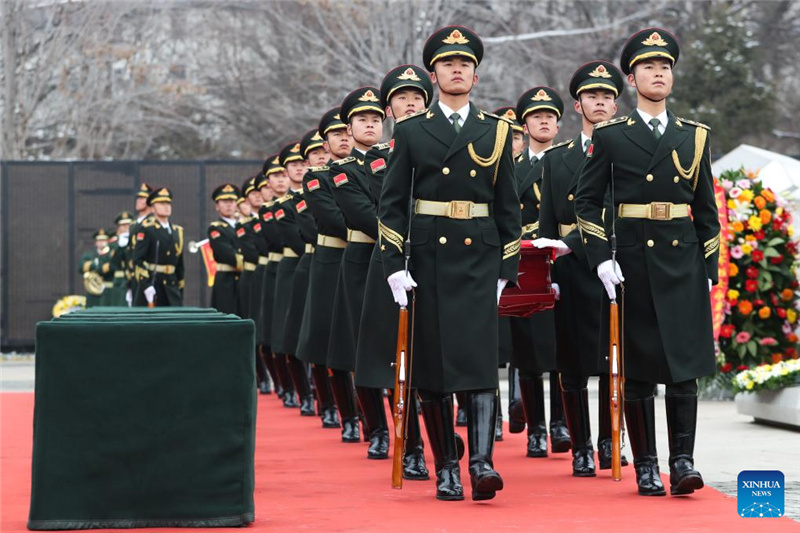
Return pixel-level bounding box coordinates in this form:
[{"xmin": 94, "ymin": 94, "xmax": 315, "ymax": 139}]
[
  {"xmin": 127, "ymin": 183, "xmax": 154, "ymax": 304},
  {"xmin": 79, "ymin": 229, "xmax": 111, "ymax": 308},
  {"xmin": 494, "ymin": 106, "xmax": 526, "ymax": 157},
  {"xmin": 237, "ymin": 177, "xmax": 260, "ymax": 318},
  {"xmin": 575, "ymin": 28, "xmax": 718, "ymax": 496},
  {"xmin": 328, "ymin": 86, "xmax": 389, "ymax": 458},
  {"xmin": 506, "ymin": 86, "xmax": 570, "ymax": 458},
  {"xmin": 379, "ymin": 26, "xmax": 521, "ymax": 501},
  {"xmin": 108, "ymin": 211, "xmax": 134, "ymax": 306},
  {"xmin": 133, "ymin": 188, "xmax": 185, "ymax": 307},
  {"xmin": 296, "ymin": 108, "xmax": 360, "ymax": 441},
  {"xmin": 207, "ymin": 184, "xmax": 243, "ymax": 314},
  {"xmin": 355, "ymin": 64, "xmax": 433, "ymax": 477},
  {"xmin": 273, "ymin": 139, "xmax": 316, "ymax": 418},
  {"xmin": 247, "ymin": 174, "xmax": 273, "ymax": 394}
]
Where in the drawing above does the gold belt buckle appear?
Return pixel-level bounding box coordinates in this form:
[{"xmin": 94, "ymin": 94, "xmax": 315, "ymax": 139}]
[
  {"xmin": 650, "ymin": 202, "xmax": 671, "ymax": 221},
  {"xmin": 449, "ymin": 201, "xmax": 473, "ymax": 220}
]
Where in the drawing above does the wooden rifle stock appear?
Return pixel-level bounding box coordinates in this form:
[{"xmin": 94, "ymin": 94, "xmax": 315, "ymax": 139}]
[
  {"xmin": 609, "ymin": 299, "xmax": 623, "ymax": 481},
  {"xmin": 391, "ymin": 306, "xmax": 409, "ymax": 489}
]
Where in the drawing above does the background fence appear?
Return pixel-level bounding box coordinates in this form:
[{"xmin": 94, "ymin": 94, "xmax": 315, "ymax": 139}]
[{"xmin": 1, "ymin": 160, "xmax": 263, "ymax": 349}]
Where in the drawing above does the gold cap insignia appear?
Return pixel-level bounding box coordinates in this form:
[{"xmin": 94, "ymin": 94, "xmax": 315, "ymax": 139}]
[
  {"xmin": 442, "ymin": 29, "xmax": 469, "ymax": 45},
  {"xmin": 333, "ymin": 114, "xmax": 340, "ymax": 120},
  {"xmin": 222, "ymin": 184, "xmax": 234, "ymax": 192},
  {"xmin": 158, "ymin": 188, "xmax": 169, "ymax": 196},
  {"xmin": 290, "ymin": 143, "xmax": 301, "ymax": 153},
  {"xmin": 588, "ymin": 64, "xmax": 612, "ymax": 78},
  {"xmin": 272, "ymin": 156, "xmax": 280, "ymax": 164},
  {"xmin": 397, "ymin": 67, "xmax": 421, "ymax": 81},
  {"xmin": 358, "ymin": 90, "xmax": 379, "ymax": 102},
  {"xmin": 503, "ymin": 109, "xmax": 516, "ymax": 121},
  {"xmin": 641, "ymin": 32, "xmax": 668, "ymax": 47},
  {"xmin": 531, "ymin": 89, "xmax": 552, "ymax": 102},
  {"xmin": 311, "ymin": 131, "xmax": 322, "ymax": 141},
  {"xmin": 139, "ymin": 183, "xmax": 149, "ymax": 191}
]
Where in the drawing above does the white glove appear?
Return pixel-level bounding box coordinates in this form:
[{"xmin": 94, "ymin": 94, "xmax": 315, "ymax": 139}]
[
  {"xmin": 387, "ymin": 270, "xmax": 417, "ymax": 307},
  {"xmin": 497, "ymin": 278, "xmax": 508, "ymax": 305},
  {"xmin": 552, "ymin": 282, "xmax": 561, "ymax": 301},
  {"xmin": 532, "ymin": 237, "xmax": 572, "ymax": 258},
  {"xmin": 708, "ymin": 279, "xmax": 713, "ymax": 292},
  {"xmin": 144, "ymin": 285, "xmax": 156, "ymax": 304},
  {"xmin": 125, "ymin": 289, "xmax": 133, "ymax": 306},
  {"xmin": 597, "ymin": 259, "xmax": 624, "ymax": 300}
]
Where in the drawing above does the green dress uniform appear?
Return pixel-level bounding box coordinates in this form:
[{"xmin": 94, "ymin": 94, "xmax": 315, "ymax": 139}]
[
  {"xmin": 236, "ymin": 178, "xmax": 260, "ymax": 318},
  {"xmin": 250, "ymin": 174, "xmax": 273, "ymax": 395},
  {"xmin": 107, "ymin": 212, "xmax": 134, "ymax": 307},
  {"xmin": 208, "ymin": 183, "xmax": 243, "ymax": 315},
  {"xmin": 132, "ymin": 188, "xmax": 185, "ymax": 307},
  {"xmin": 574, "ymin": 28, "xmax": 718, "ymax": 497},
  {"xmin": 79, "ymin": 230, "xmax": 109, "ymax": 308},
  {"xmin": 96, "ymin": 239, "xmax": 116, "ymax": 307},
  {"xmin": 128, "ymin": 183, "xmax": 154, "ymax": 300}
]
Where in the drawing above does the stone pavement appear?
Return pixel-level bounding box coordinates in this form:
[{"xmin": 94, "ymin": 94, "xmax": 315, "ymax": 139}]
[{"xmin": 2, "ymin": 357, "xmax": 798, "ymax": 520}]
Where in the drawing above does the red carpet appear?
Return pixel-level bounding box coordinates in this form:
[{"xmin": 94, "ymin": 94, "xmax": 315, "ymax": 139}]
[{"xmin": 2, "ymin": 392, "xmax": 795, "ymax": 532}]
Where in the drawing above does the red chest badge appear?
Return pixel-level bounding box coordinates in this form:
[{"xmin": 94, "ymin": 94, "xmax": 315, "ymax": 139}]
[
  {"xmin": 263, "ymin": 212, "xmax": 274, "ymax": 222},
  {"xmin": 389, "ymin": 138, "xmax": 395, "ymax": 151},
  {"xmin": 236, "ymin": 227, "xmax": 245, "ymax": 237},
  {"xmin": 296, "ymin": 200, "xmax": 307, "ymax": 213},
  {"xmin": 333, "ymin": 173, "xmax": 348, "ymax": 187},
  {"xmin": 137, "ymin": 232, "xmax": 145, "ymax": 240},
  {"xmin": 307, "ymin": 179, "xmax": 320, "ymax": 192},
  {"xmin": 254, "ymin": 223, "xmax": 262, "ymax": 232},
  {"xmin": 370, "ymin": 158, "xmax": 387, "ymax": 173},
  {"xmin": 210, "ymin": 230, "xmax": 221, "ymax": 239},
  {"xmin": 275, "ymin": 209, "xmax": 285, "ymax": 220}
]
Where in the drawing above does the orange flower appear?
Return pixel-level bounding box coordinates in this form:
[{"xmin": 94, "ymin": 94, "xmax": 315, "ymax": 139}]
[
  {"xmin": 731, "ymin": 221, "xmax": 744, "ymax": 233},
  {"xmin": 754, "ymin": 196, "xmax": 767, "ymax": 210},
  {"xmin": 738, "ymin": 300, "xmax": 753, "ymax": 315},
  {"xmin": 761, "ymin": 189, "xmax": 775, "ymax": 203},
  {"xmin": 789, "ymin": 333, "xmax": 799, "ymax": 344},
  {"xmin": 760, "ymin": 209, "xmax": 772, "ymax": 224},
  {"xmin": 771, "ymin": 353, "xmax": 783, "ymax": 364},
  {"xmin": 782, "ymin": 288, "xmax": 795, "ymax": 301},
  {"xmin": 729, "ymin": 263, "xmax": 740, "ymax": 277},
  {"xmin": 758, "ymin": 306, "xmax": 771, "ymax": 319}
]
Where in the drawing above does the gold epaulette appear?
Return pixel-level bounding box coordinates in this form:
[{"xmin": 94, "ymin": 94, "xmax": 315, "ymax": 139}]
[
  {"xmin": 142, "ymin": 218, "xmax": 156, "ymax": 228},
  {"xmin": 594, "ymin": 116, "xmax": 628, "ymax": 130},
  {"xmin": 265, "ymin": 200, "xmax": 276, "ymax": 208},
  {"xmin": 308, "ymin": 165, "xmax": 329, "ymax": 173},
  {"xmin": 482, "ymin": 111, "xmax": 514, "ymax": 125},
  {"xmin": 332, "ymin": 156, "xmax": 356, "ymax": 166},
  {"xmin": 543, "ymin": 139, "xmax": 572, "ymax": 153},
  {"xmin": 277, "ymin": 193, "xmax": 294, "ymax": 203},
  {"xmin": 210, "ymin": 221, "xmax": 227, "ymax": 228},
  {"xmin": 677, "ymin": 117, "xmax": 711, "ymax": 130},
  {"xmin": 173, "ymin": 224, "xmax": 183, "ymax": 231},
  {"xmin": 372, "ymin": 142, "xmax": 392, "ymax": 151},
  {"xmin": 396, "ymin": 108, "xmax": 426, "ymax": 123}
]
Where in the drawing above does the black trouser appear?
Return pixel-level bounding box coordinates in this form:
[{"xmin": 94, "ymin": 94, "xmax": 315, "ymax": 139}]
[
  {"xmin": 519, "ymin": 370, "xmax": 563, "ymax": 422},
  {"xmin": 625, "ymin": 378, "xmax": 697, "ymax": 399}
]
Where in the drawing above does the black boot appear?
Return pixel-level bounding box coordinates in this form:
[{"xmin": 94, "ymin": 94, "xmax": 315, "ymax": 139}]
[
  {"xmin": 561, "ymin": 387, "xmax": 596, "ymax": 477},
  {"xmin": 328, "ymin": 369, "xmax": 360, "ymax": 443},
  {"xmin": 262, "ymin": 345, "xmax": 283, "ymax": 398},
  {"xmin": 625, "ymin": 396, "xmax": 666, "ymax": 496},
  {"xmin": 549, "ymin": 372, "xmax": 571, "ymax": 453},
  {"xmin": 256, "ymin": 346, "xmax": 273, "ymax": 394},
  {"xmin": 357, "ymin": 386, "xmax": 389, "ymax": 459},
  {"xmin": 402, "ymin": 395, "xmax": 430, "ymax": 480},
  {"xmin": 494, "ymin": 399, "xmax": 504, "ymax": 442},
  {"xmin": 467, "ymin": 390, "xmax": 504, "ymax": 501},
  {"xmin": 455, "ymin": 392, "xmax": 468, "ymax": 427},
  {"xmin": 597, "ymin": 374, "xmax": 628, "ymax": 469},
  {"xmin": 507, "ymin": 366, "xmax": 525, "ymax": 434},
  {"xmin": 287, "ymin": 354, "xmax": 316, "ymax": 416},
  {"xmin": 310, "ymin": 364, "xmax": 340, "ymax": 428},
  {"xmin": 274, "ymin": 354, "xmax": 298, "ymax": 407},
  {"xmin": 419, "ymin": 394, "xmax": 464, "ymax": 501},
  {"xmin": 519, "ymin": 375, "xmax": 547, "ymax": 457},
  {"xmin": 666, "ymin": 395, "xmax": 704, "ymax": 495}
]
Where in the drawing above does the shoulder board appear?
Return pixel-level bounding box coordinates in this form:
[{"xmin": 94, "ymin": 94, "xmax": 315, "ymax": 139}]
[
  {"xmin": 277, "ymin": 193, "xmax": 294, "ymax": 203},
  {"xmin": 308, "ymin": 165, "xmax": 329, "ymax": 173},
  {"xmin": 676, "ymin": 117, "xmax": 710, "ymax": 130},
  {"xmin": 482, "ymin": 111, "xmax": 513, "ymax": 125},
  {"xmin": 210, "ymin": 221, "xmax": 226, "ymax": 228},
  {"xmin": 332, "ymin": 156, "xmax": 356, "ymax": 166},
  {"xmin": 142, "ymin": 218, "xmax": 156, "ymax": 228},
  {"xmin": 372, "ymin": 142, "xmax": 392, "ymax": 151},
  {"xmin": 515, "ymin": 153, "xmax": 526, "ymax": 164},
  {"xmin": 265, "ymin": 200, "xmax": 276, "ymax": 208},
  {"xmin": 396, "ymin": 108, "xmax": 426, "ymax": 123},
  {"xmin": 173, "ymin": 224, "xmax": 183, "ymax": 231},
  {"xmin": 594, "ymin": 116, "xmax": 628, "ymax": 130},
  {"xmin": 543, "ymin": 139, "xmax": 571, "ymax": 154}
]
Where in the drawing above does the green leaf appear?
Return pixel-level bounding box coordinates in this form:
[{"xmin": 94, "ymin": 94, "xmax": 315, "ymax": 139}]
[
  {"xmin": 767, "ymin": 238, "xmax": 785, "ymax": 246},
  {"xmin": 764, "ymin": 248, "xmax": 781, "ymax": 258},
  {"xmin": 746, "ymin": 340, "xmax": 758, "ymax": 357}
]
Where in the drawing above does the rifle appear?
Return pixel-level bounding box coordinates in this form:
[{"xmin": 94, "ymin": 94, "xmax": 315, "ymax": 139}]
[
  {"xmin": 608, "ymin": 163, "xmax": 625, "ymax": 481},
  {"xmin": 391, "ymin": 168, "xmax": 416, "ymax": 489}
]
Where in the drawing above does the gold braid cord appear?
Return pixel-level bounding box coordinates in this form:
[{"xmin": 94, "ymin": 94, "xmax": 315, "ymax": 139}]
[
  {"xmin": 671, "ymin": 127, "xmax": 707, "ymax": 191},
  {"xmin": 704, "ymin": 232, "xmax": 720, "ymax": 259},
  {"xmin": 468, "ymin": 120, "xmax": 509, "ymax": 186},
  {"xmin": 578, "ymin": 216, "xmax": 608, "ymax": 242},
  {"xmin": 379, "ymin": 220, "xmax": 404, "ymax": 253},
  {"xmin": 503, "ymin": 237, "xmax": 521, "ymax": 260}
]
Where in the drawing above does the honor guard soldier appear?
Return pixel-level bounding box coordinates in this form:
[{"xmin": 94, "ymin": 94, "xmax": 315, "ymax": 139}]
[
  {"xmin": 207, "ymin": 183, "xmax": 243, "ymax": 314},
  {"xmin": 108, "ymin": 211, "xmax": 134, "ymax": 306},
  {"xmin": 494, "ymin": 106, "xmax": 526, "ymax": 158},
  {"xmin": 133, "ymin": 188, "xmax": 185, "ymax": 307},
  {"xmin": 575, "ymin": 29, "xmax": 718, "ymax": 496},
  {"xmin": 355, "ymin": 64, "xmax": 433, "ymax": 478},
  {"xmin": 328, "ymin": 86, "xmax": 390, "ymax": 459},
  {"xmin": 535, "ymin": 61, "xmax": 631, "ymax": 476},
  {"xmin": 379, "ymin": 26, "xmax": 521, "ymax": 501},
  {"xmin": 237, "ymin": 177, "xmax": 261, "ymax": 318},
  {"xmin": 505, "ymin": 86, "xmax": 570, "ymax": 458},
  {"xmin": 79, "ymin": 229, "xmax": 111, "ymax": 308},
  {"xmin": 248, "ymin": 174, "xmax": 273, "ymax": 394},
  {"xmin": 128, "ymin": 183, "xmax": 154, "ymax": 304},
  {"xmin": 296, "ymin": 108, "xmax": 360, "ymax": 441}
]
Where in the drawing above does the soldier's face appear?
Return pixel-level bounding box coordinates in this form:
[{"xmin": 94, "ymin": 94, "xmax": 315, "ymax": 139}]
[
  {"xmin": 117, "ymin": 223, "xmax": 130, "ymax": 235},
  {"xmin": 523, "ymin": 111, "xmax": 559, "ymax": 143},
  {"xmin": 306, "ymin": 146, "xmax": 330, "ymax": 168},
  {"xmin": 215, "ymin": 198, "xmax": 237, "ymax": 218},
  {"xmin": 247, "ymin": 190, "xmax": 263, "ymax": 208},
  {"xmin": 576, "ymin": 90, "xmax": 618, "ymax": 123},
  {"xmin": 511, "ymin": 132, "xmax": 525, "ymax": 157},
  {"xmin": 238, "ymin": 202, "xmax": 252, "ymax": 217},
  {"xmin": 269, "ymin": 172, "xmax": 289, "ymax": 195},
  {"xmin": 285, "ymin": 161, "xmax": 307, "ymax": 184},
  {"xmin": 431, "ymin": 57, "xmax": 477, "ymax": 96},
  {"xmin": 95, "ymin": 239, "xmax": 107, "ymax": 251},
  {"xmin": 387, "ymin": 89, "xmax": 427, "ymax": 118},
  {"xmin": 324, "ymin": 129, "xmax": 352, "ymax": 159},
  {"xmin": 629, "ymin": 59, "xmax": 673, "ymax": 102},
  {"xmin": 135, "ymin": 197, "xmax": 148, "ymax": 212},
  {"xmin": 153, "ymin": 202, "xmax": 171, "ymax": 218},
  {"xmin": 347, "ymin": 112, "xmax": 383, "ymax": 147},
  {"xmin": 260, "ymin": 185, "xmax": 274, "ymax": 202}
]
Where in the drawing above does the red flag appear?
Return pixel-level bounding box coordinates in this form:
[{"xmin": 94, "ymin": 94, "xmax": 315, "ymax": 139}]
[{"xmin": 199, "ymin": 241, "xmax": 217, "ymax": 287}]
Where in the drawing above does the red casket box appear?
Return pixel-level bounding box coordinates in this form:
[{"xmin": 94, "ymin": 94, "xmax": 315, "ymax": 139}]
[{"xmin": 498, "ymin": 241, "xmax": 556, "ymax": 317}]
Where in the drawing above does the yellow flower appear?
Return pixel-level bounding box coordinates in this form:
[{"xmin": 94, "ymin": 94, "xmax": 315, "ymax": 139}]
[
  {"xmin": 727, "ymin": 199, "xmax": 737, "ymax": 210},
  {"xmin": 776, "ymin": 208, "xmax": 784, "ymax": 216},
  {"xmin": 728, "ymin": 289, "xmax": 740, "ymax": 300},
  {"xmin": 741, "ymin": 243, "xmax": 753, "ymax": 255},
  {"xmin": 739, "ymin": 189, "xmax": 754, "ymax": 202},
  {"xmin": 788, "ymin": 309, "xmax": 798, "ymax": 324},
  {"xmin": 748, "ymin": 216, "xmax": 763, "ymax": 231},
  {"xmin": 789, "ymin": 225, "xmax": 795, "ymax": 237},
  {"xmin": 746, "ymin": 381, "xmax": 754, "ymax": 390}
]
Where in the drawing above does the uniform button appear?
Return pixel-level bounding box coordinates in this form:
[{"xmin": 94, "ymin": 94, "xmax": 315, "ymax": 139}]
[
  {"xmin": 470, "ymin": 170, "xmax": 477, "ymax": 177},
  {"xmin": 439, "ymin": 236, "xmax": 447, "ymax": 244},
  {"xmin": 672, "ymin": 239, "xmax": 679, "ymax": 247},
  {"xmin": 464, "ymin": 238, "xmax": 472, "ymax": 246},
  {"xmin": 520, "ymin": 203, "xmax": 525, "ymax": 210},
  {"xmin": 442, "ymin": 167, "xmax": 450, "ymax": 175},
  {"xmin": 567, "ymin": 194, "xmax": 575, "ymax": 201},
  {"xmin": 646, "ymin": 174, "xmax": 654, "ymax": 182},
  {"xmin": 647, "ymin": 239, "xmax": 655, "ymax": 247},
  {"xmin": 674, "ymin": 176, "xmax": 680, "ymax": 183}
]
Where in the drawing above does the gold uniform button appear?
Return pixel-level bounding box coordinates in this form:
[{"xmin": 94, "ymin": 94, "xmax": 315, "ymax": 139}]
[
  {"xmin": 672, "ymin": 239, "xmax": 679, "ymax": 247},
  {"xmin": 567, "ymin": 194, "xmax": 574, "ymax": 201},
  {"xmin": 647, "ymin": 239, "xmax": 655, "ymax": 247},
  {"xmin": 439, "ymin": 236, "xmax": 447, "ymax": 244},
  {"xmin": 470, "ymin": 170, "xmax": 477, "ymax": 177},
  {"xmin": 674, "ymin": 176, "xmax": 680, "ymax": 183},
  {"xmin": 520, "ymin": 203, "xmax": 525, "ymax": 210},
  {"xmin": 646, "ymin": 174, "xmax": 654, "ymax": 182},
  {"xmin": 442, "ymin": 167, "xmax": 450, "ymax": 175},
  {"xmin": 464, "ymin": 238, "xmax": 472, "ymax": 246}
]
